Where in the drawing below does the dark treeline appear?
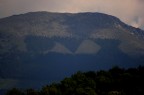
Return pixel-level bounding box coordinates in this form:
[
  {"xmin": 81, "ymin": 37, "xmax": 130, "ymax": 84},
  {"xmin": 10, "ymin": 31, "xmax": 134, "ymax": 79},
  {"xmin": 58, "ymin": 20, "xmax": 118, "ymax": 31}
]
[{"xmin": 6, "ymin": 66, "xmax": 144, "ymax": 95}]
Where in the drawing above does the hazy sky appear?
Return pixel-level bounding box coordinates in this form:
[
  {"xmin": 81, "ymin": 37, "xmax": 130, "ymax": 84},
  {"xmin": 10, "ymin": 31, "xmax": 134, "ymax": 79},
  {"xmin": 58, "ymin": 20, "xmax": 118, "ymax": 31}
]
[{"xmin": 0, "ymin": 0, "xmax": 144, "ymax": 29}]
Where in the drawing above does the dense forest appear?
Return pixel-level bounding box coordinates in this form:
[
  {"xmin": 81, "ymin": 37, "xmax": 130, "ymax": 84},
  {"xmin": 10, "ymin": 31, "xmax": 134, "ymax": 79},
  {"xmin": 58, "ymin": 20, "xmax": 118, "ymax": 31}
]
[{"xmin": 6, "ymin": 66, "xmax": 144, "ymax": 95}]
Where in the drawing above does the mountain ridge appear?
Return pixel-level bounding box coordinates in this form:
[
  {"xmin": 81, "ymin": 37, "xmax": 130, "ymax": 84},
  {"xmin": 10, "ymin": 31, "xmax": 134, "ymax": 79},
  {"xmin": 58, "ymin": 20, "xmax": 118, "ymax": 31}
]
[
  {"xmin": 1, "ymin": 12, "xmax": 144, "ymax": 55},
  {"xmin": 0, "ymin": 12, "xmax": 144, "ymax": 89}
]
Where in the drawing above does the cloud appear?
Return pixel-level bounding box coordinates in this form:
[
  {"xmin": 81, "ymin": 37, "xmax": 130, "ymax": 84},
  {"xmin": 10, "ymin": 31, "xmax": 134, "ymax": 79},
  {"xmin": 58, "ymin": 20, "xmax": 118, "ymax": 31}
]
[{"xmin": 0, "ymin": 0, "xmax": 144, "ymax": 29}]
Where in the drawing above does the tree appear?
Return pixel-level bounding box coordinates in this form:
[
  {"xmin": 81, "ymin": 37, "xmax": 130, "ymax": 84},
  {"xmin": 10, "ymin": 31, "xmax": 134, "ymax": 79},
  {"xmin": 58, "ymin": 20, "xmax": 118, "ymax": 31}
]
[
  {"xmin": 76, "ymin": 87, "xmax": 97, "ymax": 95},
  {"xmin": 40, "ymin": 85, "xmax": 49, "ymax": 95},
  {"xmin": 26, "ymin": 88, "xmax": 39, "ymax": 95},
  {"xmin": 61, "ymin": 78, "xmax": 76, "ymax": 95},
  {"xmin": 6, "ymin": 88, "xmax": 24, "ymax": 95},
  {"xmin": 40, "ymin": 84, "xmax": 61, "ymax": 95}
]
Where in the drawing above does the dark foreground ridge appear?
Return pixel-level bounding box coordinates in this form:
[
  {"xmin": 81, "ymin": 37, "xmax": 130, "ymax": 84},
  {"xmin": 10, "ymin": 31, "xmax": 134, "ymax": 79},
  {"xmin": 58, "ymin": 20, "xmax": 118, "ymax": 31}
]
[{"xmin": 6, "ymin": 66, "xmax": 144, "ymax": 95}]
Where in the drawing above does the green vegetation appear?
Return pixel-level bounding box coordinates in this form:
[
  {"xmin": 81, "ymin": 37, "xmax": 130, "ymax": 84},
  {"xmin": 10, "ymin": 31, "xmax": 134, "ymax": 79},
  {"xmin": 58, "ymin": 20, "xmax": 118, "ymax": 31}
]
[{"xmin": 6, "ymin": 66, "xmax": 144, "ymax": 95}]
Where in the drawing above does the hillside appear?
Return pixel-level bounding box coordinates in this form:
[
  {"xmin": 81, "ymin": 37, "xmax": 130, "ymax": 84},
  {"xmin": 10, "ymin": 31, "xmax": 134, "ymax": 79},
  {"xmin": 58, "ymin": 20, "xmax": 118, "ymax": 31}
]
[{"xmin": 0, "ymin": 12, "xmax": 144, "ymax": 89}]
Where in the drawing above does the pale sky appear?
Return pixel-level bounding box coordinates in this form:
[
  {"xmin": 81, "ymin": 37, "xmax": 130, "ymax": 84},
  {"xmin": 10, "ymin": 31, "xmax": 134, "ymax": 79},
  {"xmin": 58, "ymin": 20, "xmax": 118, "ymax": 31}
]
[{"xmin": 0, "ymin": 0, "xmax": 144, "ymax": 29}]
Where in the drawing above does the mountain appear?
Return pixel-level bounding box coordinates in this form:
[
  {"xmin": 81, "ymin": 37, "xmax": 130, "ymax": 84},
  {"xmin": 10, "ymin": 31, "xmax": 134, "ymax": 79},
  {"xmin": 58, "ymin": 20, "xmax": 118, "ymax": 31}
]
[{"xmin": 0, "ymin": 12, "xmax": 144, "ymax": 89}]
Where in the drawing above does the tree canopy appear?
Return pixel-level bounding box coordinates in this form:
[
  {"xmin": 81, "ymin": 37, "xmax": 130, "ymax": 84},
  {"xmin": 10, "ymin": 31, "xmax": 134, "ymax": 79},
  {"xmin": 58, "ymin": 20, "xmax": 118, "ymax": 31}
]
[{"xmin": 6, "ymin": 66, "xmax": 144, "ymax": 95}]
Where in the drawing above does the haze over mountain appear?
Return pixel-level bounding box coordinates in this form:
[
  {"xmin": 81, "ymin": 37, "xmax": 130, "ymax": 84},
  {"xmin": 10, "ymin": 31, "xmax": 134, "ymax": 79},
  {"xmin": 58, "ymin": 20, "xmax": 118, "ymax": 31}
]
[{"xmin": 0, "ymin": 12, "xmax": 144, "ymax": 89}]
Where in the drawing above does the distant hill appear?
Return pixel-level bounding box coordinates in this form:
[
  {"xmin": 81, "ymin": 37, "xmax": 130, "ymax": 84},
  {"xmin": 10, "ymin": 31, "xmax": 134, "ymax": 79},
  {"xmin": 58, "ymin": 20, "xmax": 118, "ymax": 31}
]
[{"xmin": 0, "ymin": 12, "xmax": 144, "ymax": 89}]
